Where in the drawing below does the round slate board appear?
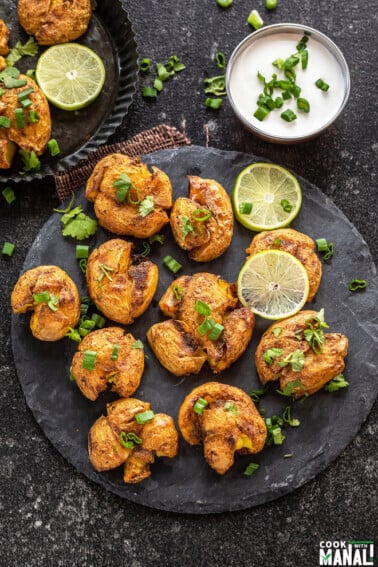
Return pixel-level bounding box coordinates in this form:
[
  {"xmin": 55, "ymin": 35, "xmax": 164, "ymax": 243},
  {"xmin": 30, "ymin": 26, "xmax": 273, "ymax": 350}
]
[{"xmin": 11, "ymin": 146, "xmax": 378, "ymax": 514}]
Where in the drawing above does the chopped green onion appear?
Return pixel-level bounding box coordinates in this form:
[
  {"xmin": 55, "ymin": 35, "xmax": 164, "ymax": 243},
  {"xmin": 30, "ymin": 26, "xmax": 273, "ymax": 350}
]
[
  {"xmin": 26, "ymin": 69, "xmax": 36, "ymax": 80},
  {"xmin": 79, "ymin": 319, "xmax": 95, "ymax": 337},
  {"xmin": 111, "ymin": 344, "xmax": 120, "ymax": 361},
  {"xmin": 76, "ymin": 245, "xmax": 89, "ymax": 259},
  {"xmin": 282, "ymin": 406, "xmax": 300, "ymax": 427},
  {"xmin": 119, "ymin": 432, "xmax": 134, "ymax": 449},
  {"xmin": 280, "ymin": 199, "xmax": 293, "ymax": 212},
  {"xmin": 65, "ymin": 328, "xmax": 81, "ymax": 342},
  {"xmin": 20, "ymin": 97, "xmax": 32, "ymax": 109},
  {"xmin": 139, "ymin": 58, "xmax": 151, "ymax": 73},
  {"xmin": 249, "ymin": 385, "xmax": 267, "ymax": 403},
  {"xmin": 0, "ymin": 116, "xmax": 11, "ymax": 128},
  {"xmin": 284, "ymin": 68, "xmax": 296, "ymax": 82},
  {"xmin": 172, "ymin": 283, "xmax": 183, "ymax": 301},
  {"xmin": 47, "ymin": 138, "xmax": 60, "ymax": 157},
  {"xmin": 272, "ymin": 58, "xmax": 285, "ymax": 70},
  {"xmin": 301, "ymin": 49, "xmax": 308, "ymax": 69},
  {"xmin": 216, "ymin": 0, "xmax": 233, "ymax": 7},
  {"xmin": 163, "ymin": 255, "xmax": 182, "ymax": 274},
  {"xmin": 91, "ymin": 313, "xmax": 106, "ymax": 328},
  {"xmin": 291, "ymin": 84, "xmax": 301, "ymax": 98},
  {"xmin": 205, "ymin": 97, "xmax": 223, "ymax": 109},
  {"xmin": 254, "ymin": 105, "xmax": 270, "ymax": 121},
  {"xmin": 296, "ymin": 34, "xmax": 309, "ymax": 52},
  {"xmin": 149, "ymin": 234, "xmax": 165, "ymax": 245},
  {"xmin": 166, "ymin": 55, "xmax": 186, "ymax": 73},
  {"xmin": 284, "ymin": 55, "xmax": 299, "ymax": 70},
  {"xmin": 33, "ymin": 291, "xmax": 50, "ymax": 304},
  {"xmin": 297, "ymin": 97, "xmax": 310, "ymax": 113},
  {"xmin": 135, "ymin": 410, "xmax": 155, "ymax": 424},
  {"xmin": 83, "ymin": 350, "xmax": 97, "ymax": 370},
  {"xmin": 2, "ymin": 187, "xmax": 16, "ymax": 204},
  {"xmin": 283, "ymin": 453, "xmax": 293, "ymax": 458},
  {"xmin": 140, "ymin": 241, "xmax": 151, "ymax": 257},
  {"xmin": 274, "ymin": 96, "xmax": 283, "ymax": 109},
  {"xmin": 142, "ymin": 86, "xmax": 158, "ymax": 100},
  {"xmin": 248, "ymin": 9, "xmax": 264, "ymax": 29},
  {"xmin": 239, "ymin": 201, "xmax": 253, "ymax": 214},
  {"xmin": 132, "ymin": 339, "xmax": 144, "ymax": 350},
  {"xmin": 315, "ymin": 238, "xmax": 334, "ymax": 260},
  {"xmin": 2, "ymin": 242, "xmax": 15, "ymax": 256},
  {"xmin": 224, "ymin": 401, "xmax": 238, "ymax": 415},
  {"xmin": 243, "ymin": 462, "xmax": 259, "ymax": 477},
  {"xmin": 15, "ymin": 108, "xmax": 25, "ymax": 129},
  {"xmin": 282, "ymin": 90, "xmax": 292, "ymax": 101},
  {"xmin": 315, "ymin": 78, "xmax": 330, "ymax": 91},
  {"xmin": 324, "ymin": 374, "xmax": 349, "ymax": 392},
  {"xmin": 79, "ymin": 258, "xmax": 87, "ymax": 273},
  {"xmin": 348, "ymin": 279, "xmax": 367, "ymax": 292},
  {"xmin": 153, "ymin": 78, "xmax": 163, "ymax": 92},
  {"xmin": 208, "ymin": 322, "xmax": 224, "ymax": 341},
  {"xmin": 272, "ymin": 327, "xmax": 282, "ymax": 337},
  {"xmin": 156, "ymin": 63, "xmax": 174, "ymax": 82},
  {"xmin": 194, "ymin": 397, "xmax": 208, "ymax": 416},
  {"xmin": 215, "ymin": 52, "xmax": 226, "ymax": 69},
  {"xmin": 281, "ymin": 109, "xmax": 297, "ymax": 122},
  {"xmin": 191, "ymin": 208, "xmax": 212, "ymax": 222},
  {"xmin": 80, "ymin": 303, "xmax": 89, "ymax": 316},
  {"xmin": 29, "ymin": 109, "xmax": 39, "ymax": 123},
  {"xmin": 19, "ymin": 149, "xmax": 40, "ymax": 171},
  {"xmin": 198, "ymin": 318, "xmax": 214, "ymax": 336},
  {"xmin": 266, "ymin": 0, "xmax": 277, "ymax": 8},
  {"xmin": 126, "ymin": 432, "xmax": 143, "ymax": 445},
  {"xmin": 69, "ymin": 367, "xmax": 75, "ymax": 381},
  {"xmin": 204, "ymin": 75, "xmax": 226, "ymax": 96},
  {"xmin": 195, "ymin": 300, "xmax": 212, "ymax": 317}
]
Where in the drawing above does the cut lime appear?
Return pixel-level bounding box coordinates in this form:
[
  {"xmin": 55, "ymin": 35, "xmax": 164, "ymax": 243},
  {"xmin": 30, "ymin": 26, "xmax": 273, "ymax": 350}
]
[
  {"xmin": 237, "ymin": 250, "xmax": 309, "ymax": 320},
  {"xmin": 36, "ymin": 43, "xmax": 106, "ymax": 111},
  {"xmin": 233, "ymin": 162, "xmax": 302, "ymax": 231}
]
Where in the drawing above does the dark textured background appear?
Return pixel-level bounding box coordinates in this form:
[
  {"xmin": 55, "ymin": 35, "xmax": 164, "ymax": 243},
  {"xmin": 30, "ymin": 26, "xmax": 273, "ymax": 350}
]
[{"xmin": 0, "ymin": 1, "xmax": 377, "ymax": 565}]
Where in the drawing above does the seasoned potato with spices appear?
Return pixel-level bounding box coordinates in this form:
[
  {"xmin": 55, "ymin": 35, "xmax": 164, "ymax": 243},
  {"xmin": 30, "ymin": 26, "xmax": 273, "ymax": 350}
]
[{"xmin": 0, "ymin": 19, "xmax": 10, "ymax": 55}]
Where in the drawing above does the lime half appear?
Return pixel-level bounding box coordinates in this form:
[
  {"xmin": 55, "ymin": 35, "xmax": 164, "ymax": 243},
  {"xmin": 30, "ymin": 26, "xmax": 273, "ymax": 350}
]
[
  {"xmin": 36, "ymin": 43, "xmax": 106, "ymax": 111},
  {"xmin": 233, "ymin": 162, "xmax": 302, "ymax": 231},
  {"xmin": 237, "ymin": 250, "xmax": 309, "ymax": 320}
]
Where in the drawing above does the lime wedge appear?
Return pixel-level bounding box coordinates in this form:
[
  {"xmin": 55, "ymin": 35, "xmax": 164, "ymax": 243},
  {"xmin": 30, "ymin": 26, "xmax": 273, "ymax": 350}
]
[
  {"xmin": 233, "ymin": 162, "xmax": 302, "ymax": 231},
  {"xmin": 237, "ymin": 250, "xmax": 309, "ymax": 320},
  {"xmin": 36, "ymin": 43, "xmax": 106, "ymax": 111}
]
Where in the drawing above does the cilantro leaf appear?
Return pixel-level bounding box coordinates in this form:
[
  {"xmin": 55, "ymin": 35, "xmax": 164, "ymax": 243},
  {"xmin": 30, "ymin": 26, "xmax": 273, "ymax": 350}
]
[
  {"xmin": 263, "ymin": 347, "xmax": 283, "ymax": 366},
  {"xmin": 19, "ymin": 149, "xmax": 41, "ymax": 172},
  {"xmin": 6, "ymin": 37, "xmax": 39, "ymax": 66},
  {"xmin": 61, "ymin": 206, "xmax": 84, "ymax": 226},
  {"xmin": 62, "ymin": 212, "xmax": 97, "ymax": 240},
  {"xmin": 324, "ymin": 374, "xmax": 349, "ymax": 392},
  {"xmin": 139, "ymin": 195, "xmax": 155, "ymax": 217}
]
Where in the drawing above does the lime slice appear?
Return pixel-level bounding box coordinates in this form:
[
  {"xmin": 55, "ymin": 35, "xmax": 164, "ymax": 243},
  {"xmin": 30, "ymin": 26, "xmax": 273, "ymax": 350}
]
[
  {"xmin": 36, "ymin": 43, "xmax": 106, "ymax": 111},
  {"xmin": 237, "ymin": 250, "xmax": 309, "ymax": 320},
  {"xmin": 233, "ymin": 162, "xmax": 302, "ymax": 231}
]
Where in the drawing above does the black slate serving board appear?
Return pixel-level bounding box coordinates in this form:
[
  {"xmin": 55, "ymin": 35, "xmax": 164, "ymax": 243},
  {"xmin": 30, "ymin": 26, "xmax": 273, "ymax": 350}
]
[{"xmin": 11, "ymin": 146, "xmax": 378, "ymax": 513}]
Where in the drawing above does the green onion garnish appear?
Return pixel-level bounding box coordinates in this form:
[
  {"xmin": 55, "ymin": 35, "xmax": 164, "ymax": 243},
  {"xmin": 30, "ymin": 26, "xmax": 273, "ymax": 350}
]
[
  {"xmin": 80, "ymin": 303, "xmax": 89, "ymax": 316},
  {"xmin": 135, "ymin": 410, "xmax": 155, "ymax": 425},
  {"xmin": 247, "ymin": 9, "xmax": 263, "ymax": 29},
  {"xmin": 75, "ymin": 245, "xmax": 89, "ymax": 259},
  {"xmin": 47, "ymin": 138, "xmax": 60, "ymax": 157},
  {"xmin": 301, "ymin": 49, "xmax": 308, "ymax": 70},
  {"xmin": 215, "ymin": 51, "xmax": 226, "ymax": 69},
  {"xmin": 272, "ymin": 327, "xmax": 282, "ymax": 337},
  {"xmin": 20, "ymin": 98, "xmax": 32, "ymax": 108},
  {"xmin": 315, "ymin": 78, "xmax": 330, "ymax": 91},
  {"xmin": 282, "ymin": 406, "xmax": 300, "ymax": 427},
  {"xmin": 224, "ymin": 401, "xmax": 238, "ymax": 414},
  {"xmin": 79, "ymin": 259, "xmax": 87, "ymax": 273},
  {"xmin": 243, "ymin": 462, "xmax": 259, "ymax": 477},
  {"xmin": 282, "ymin": 90, "xmax": 292, "ymax": 101},
  {"xmin": 119, "ymin": 432, "xmax": 135, "ymax": 449},
  {"xmin": 284, "ymin": 55, "xmax": 300, "ymax": 70},
  {"xmin": 2, "ymin": 242, "xmax": 15, "ymax": 256},
  {"xmin": 198, "ymin": 318, "xmax": 214, "ymax": 336},
  {"xmin": 205, "ymin": 97, "xmax": 223, "ymax": 109},
  {"xmin": 15, "ymin": 108, "xmax": 25, "ymax": 129},
  {"xmin": 79, "ymin": 319, "xmax": 95, "ymax": 337},
  {"xmin": 139, "ymin": 58, "xmax": 151, "ymax": 73},
  {"xmin": 291, "ymin": 84, "xmax": 301, "ymax": 98},
  {"xmin": 65, "ymin": 328, "xmax": 81, "ymax": 343},
  {"xmin": 82, "ymin": 350, "xmax": 97, "ymax": 370},
  {"xmin": 194, "ymin": 397, "xmax": 208, "ymax": 416},
  {"xmin": 29, "ymin": 109, "xmax": 39, "ymax": 123},
  {"xmin": 274, "ymin": 96, "xmax": 283, "ymax": 109},
  {"xmin": 191, "ymin": 208, "xmax": 212, "ymax": 222},
  {"xmin": 239, "ymin": 202, "xmax": 253, "ymax": 215},
  {"xmin": 2, "ymin": 187, "xmax": 16, "ymax": 204},
  {"xmin": 297, "ymin": 97, "xmax": 310, "ymax": 113},
  {"xmin": 249, "ymin": 385, "xmax": 267, "ymax": 403},
  {"xmin": 132, "ymin": 339, "xmax": 144, "ymax": 350},
  {"xmin": 265, "ymin": 0, "xmax": 277, "ymax": 8},
  {"xmin": 91, "ymin": 313, "xmax": 106, "ymax": 328},
  {"xmin": 172, "ymin": 283, "xmax": 183, "ymax": 301},
  {"xmin": 0, "ymin": 116, "xmax": 11, "ymax": 128},
  {"xmin": 17, "ymin": 87, "xmax": 34, "ymax": 101},
  {"xmin": 281, "ymin": 109, "xmax": 297, "ymax": 122},
  {"xmin": 348, "ymin": 279, "xmax": 367, "ymax": 292},
  {"xmin": 163, "ymin": 255, "xmax": 182, "ymax": 274},
  {"xmin": 153, "ymin": 78, "xmax": 163, "ymax": 92},
  {"xmin": 254, "ymin": 105, "xmax": 270, "ymax": 121},
  {"xmin": 216, "ymin": 0, "xmax": 233, "ymax": 7},
  {"xmin": 33, "ymin": 291, "xmax": 50, "ymax": 304},
  {"xmin": 111, "ymin": 344, "xmax": 120, "ymax": 361},
  {"xmin": 208, "ymin": 322, "xmax": 224, "ymax": 341},
  {"xmin": 280, "ymin": 199, "xmax": 293, "ymax": 212},
  {"xmin": 142, "ymin": 86, "xmax": 158, "ymax": 100},
  {"xmin": 195, "ymin": 300, "xmax": 212, "ymax": 317},
  {"xmin": 315, "ymin": 238, "xmax": 334, "ymax": 260}
]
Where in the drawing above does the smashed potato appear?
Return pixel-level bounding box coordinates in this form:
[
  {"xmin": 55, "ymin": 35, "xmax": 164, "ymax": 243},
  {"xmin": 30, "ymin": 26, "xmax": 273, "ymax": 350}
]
[
  {"xmin": 178, "ymin": 382, "xmax": 267, "ymax": 475},
  {"xmin": 147, "ymin": 272, "xmax": 254, "ymax": 375},
  {"xmin": 0, "ymin": 19, "xmax": 10, "ymax": 55},
  {"xmin": 88, "ymin": 398, "xmax": 179, "ymax": 483},
  {"xmin": 85, "ymin": 154, "xmax": 173, "ymax": 238},
  {"xmin": 255, "ymin": 310, "xmax": 349, "ymax": 397},
  {"xmin": 86, "ymin": 239, "xmax": 158, "ymax": 325},
  {"xmin": 71, "ymin": 327, "xmax": 144, "ymax": 401},
  {"xmin": 18, "ymin": 0, "xmax": 92, "ymax": 45},
  {"xmin": 11, "ymin": 265, "xmax": 80, "ymax": 341},
  {"xmin": 170, "ymin": 175, "xmax": 234, "ymax": 262},
  {"xmin": 246, "ymin": 228, "xmax": 322, "ymax": 302}
]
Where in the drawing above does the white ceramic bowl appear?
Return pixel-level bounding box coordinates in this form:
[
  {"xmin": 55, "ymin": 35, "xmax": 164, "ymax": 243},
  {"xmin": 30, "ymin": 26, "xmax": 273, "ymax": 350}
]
[{"xmin": 226, "ymin": 23, "xmax": 350, "ymax": 143}]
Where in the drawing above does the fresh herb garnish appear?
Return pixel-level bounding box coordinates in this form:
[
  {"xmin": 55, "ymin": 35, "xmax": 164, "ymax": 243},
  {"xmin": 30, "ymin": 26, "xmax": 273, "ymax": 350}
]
[
  {"xmin": 6, "ymin": 37, "xmax": 38, "ymax": 66},
  {"xmin": 263, "ymin": 347, "xmax": 283, "ymax": 366},
  {"xmin": 271, "ymin": 327, "xmax": 282, "ymax": 337},
  {"xmin": 277, "ymin": 350, "xmax": 305, "ymax": 372},
  {"xmin": 139, "ymin": 195, "xmax": 155, "ymax": 217},
  {"xmin": 282, "ymin": 406, "xmax": 300, "ymax": 427},
  {"xmin": 172, "ymin": 283, "xmax": 183, "ymax": 301},
  {"xmin": 132, "ymin": 339, "xmax": 144, "ymax": 350},
  {"xmin": 243, "ymin": 462, "xmax": 259, "ymax": 476},
  {"xmin": 315, "ymin": 238, "xmax": 334, "ymax": 260},
  {"xmin": 249, "ymin": 385, "xmax": 267, "ymax": 403},
  {"xmin": 194, "ymin": 398, "xmax": 208, "ymax": 416},
  {"xmin": 324, "ymin": 374, "xmax": 349, "ymax": 392},
  {"xmin": 277, "ymin": 379, "xmax": 306, "ymax": 397},
  {"xmin": 181, "ymin": 215, "xmax": 196, "ymax": 239},
  {"xmin": 135, "ymin": 410, "xmax": 155, "ymax": 424},
  {"xmin": 348, "ymin": 279, "xmax": 367, "ymax": 292},
  {"xmin": 224, "ymin": 401, "xmax": 238, "ymax": 415},
  {"xmin": 303, "ymin": 308, "xmax": 329, "ymax": 353}
]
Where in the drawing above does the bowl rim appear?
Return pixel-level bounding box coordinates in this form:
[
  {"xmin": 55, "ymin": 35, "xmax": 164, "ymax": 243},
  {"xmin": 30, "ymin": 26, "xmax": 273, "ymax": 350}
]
[{"xmin": 225, "ymin": 23, "xmax": 351, "ymax": 143}]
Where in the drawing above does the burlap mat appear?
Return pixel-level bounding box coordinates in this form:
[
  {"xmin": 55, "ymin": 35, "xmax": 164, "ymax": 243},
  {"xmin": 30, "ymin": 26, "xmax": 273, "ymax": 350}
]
[{"xmin": 54, "ymin": 124, "xmax": 191, "ymax": 201}]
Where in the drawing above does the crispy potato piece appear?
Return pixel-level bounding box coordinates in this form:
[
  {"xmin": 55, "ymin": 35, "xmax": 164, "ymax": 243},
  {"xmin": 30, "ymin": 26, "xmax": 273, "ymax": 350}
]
[
  {"xmin": 0, "ymin": 138, "xmax": 17, "ymax": 169},
  {"xmin": 246, "ymin": 228, "xmax": 322, "ymax": 302},
  {"xmin": 71, "ymin": 327, "xmax": 144, "ymax": 401},
  {"xmin": 11, "ymin": 265, "xmax": 80, "ymax": 341},
  {"xmin": 85, "ymin": 154, "xmax": 172, "ymax": 238},
  {"xmin": 149, "ymin": 272, "xmax": 254, "ymax": 374},
  {"xmin": 86, "ymin": 239, "xmax": 158, "ymax": 325},
  {"xmin": 170, "ymin": 175, "xmax": 234, "ymax": 262},
  {"xmin": 18, "ymin": 0, "xmax": 91, "ymax": 45},
  {"xmin": 0, "ymin": 19, "xmax": 10, "ymax": 55},
  {"xmin": 88, "ymin": 398, "xmax": 179, "ymax": 484},
  {"xmin": 255, "ymin": 310, "xmax": 349, "ymax": 397},
  {"xmin": 178, "ymin": 382, "xmax": 267, "ymax": 475}
]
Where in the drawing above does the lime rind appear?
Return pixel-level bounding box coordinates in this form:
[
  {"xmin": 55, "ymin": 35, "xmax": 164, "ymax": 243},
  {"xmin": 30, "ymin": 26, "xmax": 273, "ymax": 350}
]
[
  {"xmin": 233, "ymin": 162, "xmax": 302, "ymax": 232},
  {"xmin": 237, "ymin": 250, "xmax": 309, "ymax": 320}
]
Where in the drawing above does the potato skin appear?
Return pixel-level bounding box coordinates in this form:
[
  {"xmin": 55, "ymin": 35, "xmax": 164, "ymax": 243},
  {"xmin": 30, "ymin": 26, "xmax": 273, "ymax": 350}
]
[
  {"xmin": 246, "ymin": 228, "xmax": 322, "ymax": 302},
  {"xmin": 0, "ymin": 139, "xmax": 17, "ymax": 169},
  {"xmin": 85, "ymin": 154, "xmax": 172, "ymax": 238},
  {"xmin": 178, "ymin": 382, "xmax": 267, "ymax": 475},
  {"xmin": 255, "ymin": 310, "xmax": 349, "ymax": 397},
  {"xmin": 0, "ymin": 19, "xmax": 10, "ymax": 55},
  {"xmin": 71, "ymin": 327, "xmax": 144, "ymax": 401},
  {"xmin": 11, "ymin": 265, "xmax": 80, "ymax": 341},
  {"xmin": 18, "ymin": 0, "xmax": 91, "ymax": 45},
  {"xmin": 170, "ymin": 175, "xmax": 234, "ymax": 262},
  {"xmin": 86, "ymin": 239, "xmax": 158, "ymax": 325},
  {"xmin": 88, "ymin": 415, "xmax": 131, "ymax": 471}
]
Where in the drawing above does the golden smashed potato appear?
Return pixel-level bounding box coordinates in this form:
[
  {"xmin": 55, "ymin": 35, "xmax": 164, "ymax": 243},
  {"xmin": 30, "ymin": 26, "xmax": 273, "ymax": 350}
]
[
  {"xmin": 88, "ymin": 398, "xmax": 179, "ymax": 483},
  {"xmin": 86, "ymin": 154, "xmax": 173, "ymax": 238},
  {"xmin": 147, "ymin": 272, "xmax": 254, "ymax": 375},
  {"xmin": 18, "ymin": 0, "xmax": 92, "ymax": 45},
  {"xmin": 86, "ymin": 239, "xmax": 158, "ymax": 325},
  {"xmin": 71, "ymin": 327, "xmax": 144, "ymax": 401},
  {"xmin": 255, "ymin": 310, "xmax": 349, "ymax": 397},
  {"xmin": 0, "ymin": 19, "xmax": 10, "ymax": 55},
  {"xmin": 170, "ymin": 175, "xmax": 234, "ymax": 262},
  {"xmin": 246, "ymin": 228, "xmax": 322, "ymax": 302},
  {"xmin": 178, "ymin": 382, "xmax": 267, "ymax": 475},
  {"xmin": 11, "ymin": 265, "xmax": 80, "ymax": 341}
]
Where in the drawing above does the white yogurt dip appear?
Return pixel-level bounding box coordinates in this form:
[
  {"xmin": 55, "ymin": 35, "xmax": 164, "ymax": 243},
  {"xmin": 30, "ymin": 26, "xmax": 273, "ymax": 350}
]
[{"xmin": 226, "ymin": 25, "xmax": 350, "ymax": 142}]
